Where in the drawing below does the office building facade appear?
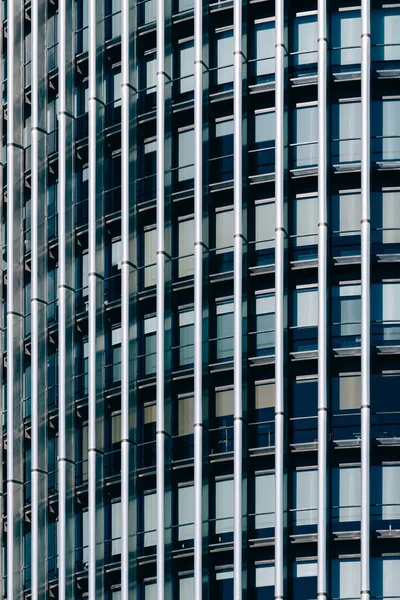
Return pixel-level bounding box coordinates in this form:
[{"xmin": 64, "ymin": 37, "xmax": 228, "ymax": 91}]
[{"xmin": 1, "ymin": 0, "xmax": 400, "ymax": 598}]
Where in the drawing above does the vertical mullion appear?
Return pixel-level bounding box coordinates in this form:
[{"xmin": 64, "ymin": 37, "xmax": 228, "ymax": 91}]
[
  {"xmin": 317, "ymin": 1, "xmax": 328, "ymax": 599},
  {"xmin": 0, "ymin": 1, "xmax": 3, "ymax": 594},
  {"xmin": 6, "ymin": 1, "xmax": 25, "ymax": 597},
  {"xmin": 274, "ymin": 0, "xmax": 287, "ymax": 598},
  {"xmin": 121, "ymin": 0, "xmax": 138, "ymax": 597},
  {"xmin": 31, "ymin": 0, "xmax": 48, "ymax": 597},
  {"xmin": 361, "ymin": 1, "xmax": 371, "ymax": 599},
  {"xmin": 233, "ymin": 0, "xmax": 246, "ymax": 594},
  {"xmin": 88, "ymin": 0, "xmax": 105, "ymax": 597},
  {"xmin": 57, "ymin": 0, "xmax": 75, "ymax": 597}
]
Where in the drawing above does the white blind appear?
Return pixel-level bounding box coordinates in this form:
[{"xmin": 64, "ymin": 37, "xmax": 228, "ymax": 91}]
[
  {"xmin": 331, "ymin": 558, "xmax": 360, "ymax": 599},
  {"xmin": 255, "ymin": 473, "xmax": 275, "ymax": 529},
  {"xmin": 293, "ymin": 195, "xmax": 318, "ymax": 246},
  {"xmin": 179, "ymin": 485, "xmax": 194, "ymax": 540},
  {"xmin": 179, "ymin": 577, "xmax": 195, "ymax": 599},
  {"xmin": 215, "ymin": 479, "xmax": 234, "ymax": 533},
  {"xmin": 295, "ymin": 288, "xmax": 318, "ymax": 327},
  {"xmin": 144, "ymin": 493, "xmax": 157, "ymax": 546},
  {"xmin": 255, "ymin": 202, "xmax": 275, "ymax": 250},
  {"xmin": 256, "ymin": 565, "xmax": 274, "ymax": 588},
  {"xmin": 333, "ymin": 466, "xmax": 361, "ymax": 522},
  {"xmin": 294, "ymin": 469, "xmax": 317, "ymax": 525}
]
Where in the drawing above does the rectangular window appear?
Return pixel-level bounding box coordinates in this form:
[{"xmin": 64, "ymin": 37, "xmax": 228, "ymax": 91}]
[
  {"xmin": 254, "ymin": 19, "xmax": 275, "ymax": 78},
  {"xmin": 371, "ymin": 557, "xmax": 400, "ymax": 598},
  {"xmin": 213, "ymin": 119, "xmax": 234, "ymax": 182},
  {"xmin": 216, "ymin": 209, "xmax": 234, "ymax": 253},
  {"xmin": 144, "ymin": 52, "xmax": 156, "ymax": 93},
  {"xmin": 216, "ymin": 29, "xmax": 233, "ymax": 85},
  {"xmin": 372, "ymin": 8, "xmax": 400, "ymax": 61},
  {"xmin": 371, "ymin": 464, "xmax": 400, "ymax": 521},
  {"xmin": 332, "ymin": 284, "xmax": 361, "ymax": 339},
  {"xmin": 215, "ymin": 478, "xmax": 234, "ymax": 534},
  {"xmin": 178, "ymin": 41, "xmax": 194, "ymax": 94},
  {"xmin": 331, "ymin": 191, "xmax": 361, "ymax": 236},
  {"xmin": 255, "ymin": 473, "xmax": 275, "ymax": 529},
  {"xmin": 112, "ymin": 501, "xmax": 121, "ymax": 555},
  {"xmin": 371, "ymin": 282, "xmax": 400, "ymax": 342},
  {"xmin": 333, "ymin": 374, "xmax": 361, "ymax": 411},
  {"xmin": 371, "ymin": 190, "xmax": 400, "ymax": 244},
  {"xmin": 253, "ymin": 111, "xmax": 275, "ymax": 174},
  {"xmin": 178, "ymin": 396, "xmax": 193, "ymax": 436},
  {"xmin": 256, "ymin": 564, "xmax": 274, "ymax": 591},
  {"xmin": 144, "ymin": 492, "xmax": 157, "ymax": 546},
  {"xmin": 292, "ymin": 13, "xmax": 317, "ymax": 67},
  {"xmin": 255, "ymin": 202, "xmax": 275, "ymax": 250},
  {"xmin": 144, "ymin": 227, "xmax": 156, "ymax": 287},
  {"xmin": 144, "ymin": 316, "xmax": 157, "ymax": 375},
  {"xmin": 215, "ymin": 388, "xmax": 234, "ymax": 417},
  {"xmin": 179, "ymin": 309, "xmax": 194, "ymax": 366},
  {"xmin": 255, "ymin": 294, "xmax": 275, "ymax": 352},
  {"xmin": 293, "ymin": 104, "xmax": 318, "ymax": 168},
  {"xmin": 332, "ymin": 101, "xmax": 361, "ymax": 164},
  {"xmin": 293, "ymin": 287, "xmax": 318, "ymax": 328},
  {"xmin": 293, "ymin": 469, "xmax": 317, "ymax": 526},
  {"xmin": 292, "ymin": 195, "xmax": 318, "ymax": 247},
  {"xmin": 331, "ymin": 559, "xmax": 360, "ymax": 599},
  {"xmin": 179, "ymin": 576, "xmax": 194, "ymax": 599},
  {"xmin": 178, "ymin": 129, "xmax": 195, "ymax": 182},
  {"xmin": 372, "ymin": 99, "xmax": 400, "ymax": 162},
  {"xmin": 332, "ymin": 465, "xmax": 361, "ymax": 522},
  {"xmin": 178, "ymin": 218, "xmax": 194, "ymax": 277},
  {"xmin": 216, "ymin": 301, "xmax": 234, "ymax": 360},
  {"xmin": 255, "ymin": 382, "xmax": 275, "ymax": 410},
  {"xmin": 331, "ymin": 10, "xmax": 361, "ymax": 66},
  {"xmin": 145, "ymin": 582, "xmax": 157, "ymax": 600},
  {"xmin": 178, "ymin": 485, "xmax": 194, "ymax": 540}
]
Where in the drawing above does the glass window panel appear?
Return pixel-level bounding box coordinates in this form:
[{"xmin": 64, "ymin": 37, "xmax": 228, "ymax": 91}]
[
  {"xmin": 216, "ymin": 209, "xmax": 234, "ymax": 252},
  {"xmin": 144, "ymin": 228, "xmax": 156, "ymax": 287},
  {"xmin": 112, "ymin": 501, "xmax": 121, "ymax": 555},
  {"xmin": 178, "ymin": 396, "xmax": 193, "ymax": 436},
  {"xmin": 331, "ymin": 558, "xmax": 360, "ymax": 599},
  {"xmin": 332, "ymin": 101, "xmax": 361, "ymax": 163},
  {"xmin": 178, "ymin": 218, "xmax": 194, "ymax": 277},
  {"xmin": 293, "ymin": 105, "xmax": 318, "ymax": 168},
  {"xmin": 216, "ymin": 303, "xmax": 234, "ymax": 359},
  {"xmin": 255, "ymin": 473, "xmax": 275, "ymax": 529},
  {"xmin": 255, "ymin": 202, "xmax": 275, "ymax": 250},
  {"xmin": 372, "ymin": 8, "xmax": 400, "ymax": 61},
  {"xmin": 216, "ymin": 389, "xmax": 233, "ymax": 417},
  {"xmin": 112, "ymin": 413, "xmax": 121, "ymax": 444},
  {"xmin": 179, "ymin": 576, "xmax": 194, "ymax": 599},
  {"xmin": 371, "ymin": 282, "xmax": 400, "ymax": 321},
  {"xmin": 294, "ymin": 288, "xmax": 318, "ymax": 327},
  {"xmin": 179, "ymin": 309, "xmax": 194, "ymax": 366},
  {"xmin": 379, "ymin": 190, "xmax": 400, "ymax": 244},
  {"xmin": 178, "ymin": 0, "xmax": 193, "ymax": 12},
  {"xmin": 294, "ymin": 561, "xmax": 317, "ymax": 578},
  {"xmin": 294, "ymin": 469, "xmax": 317, "ymax": 525},
  {"xmin": 256, "ymin": 294, "xmax": 275, "ymax": 351},
  {"xmin": 371, "ymin": 557, "xmax": 400, "ymax": 598},
  {"xmin": 371, "ymin": 464, "xmax": 400, "ymax": 520},
  {"xmin": 82, "ymin": 509, "xmax": 89, "ymax": 564},
  {"xmin": 178, "ymin": 129, "xmax": 195, "ymax": 181},
  {"xmin": 255, "ymin": 382, "xmax": 275, "ymax": 409},
  {"xmin": 216, "ymin": 30, "xmax": 233, "ymax": 84},
  {"xmin": 145, "ymin": 582, "xmax": 157, "ymax": 600},
  {"xmin": 293, "ymin": 195, "xmax": 318, "ymax": 246},
  {"xmin": 332, "ymin": 192, "xmax": 361, "ymax": 234},
  {"xmin": 332, "ymin": 466, "xmax": 361, "ymax": 522},
  {"xmin": 380, "ymin": 99, "xmax": 400, "ymax": 161},
  {"xmin": 331, "ymin": 10, "xmax": 361, "ymax": 65},
  {"xmin": 255, "ymin": 111, "xmax": 275, "ymax": 145},
  {"xmin": 336, "ymin": 374, "xmax": 361, "ymax": 410},
  {"xmin": 145, "ymin": 53, "xmax": 156, "ymax": 93},
  {"xmin": 178, "ymin": 485, "xmax": 194, "ymax": 540},
  {"xmin": 255, "ymin": 20, "xmax": 275, "ymax": 76},
  {"xmin": 256, "ymin": 565, "xmax": 274, "ymax": 588},
  {"xmin": 292, "ymin": 14, "xmax": 317, "ymax": 66},
  {"xmin": 215, "ymin": 479, "xmax": 234, "ymax": 533},
  {"xmin": 145, "ymin": 403, "xmax": 156, "ymax": 424},
  {"xmin": 179, "ymin": 42, "xmax": 194, "ymax": 93},
  {"xmin": 144, "ymin": 493, "xmax": 157, "ymax": 546}
]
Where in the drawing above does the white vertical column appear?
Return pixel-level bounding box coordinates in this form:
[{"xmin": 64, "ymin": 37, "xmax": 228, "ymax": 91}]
[
  {"xmin": 194, "ymin": 0, "xmax": 206, "ymax": 593},
  {"xmin": 233, "ymin": 0, "xmax": 245, "ymax": 595},
  {"xmin": 88, "ymin": 0, "xmax": 105, "ymax": 597},
  {"xmin": 274, "ymin": 0, "xmax": 287, "ymax": 598},
  {"xmin": 317, "ymin": 1, "xmax": 328, "ymax": 599},
  {"xmin": 31, "ymin": 1, "xmax": 48, "ymax": 597},
  {"xmin": 121, "ymin": 0, "xmax": 137, "ymax": 598},
  {"xmin": 58, "ymin": 0, "xmax": 76, "ymax": 598},
  {"xmin": 6, "ymin": 1, "xmax": 25, "ymax": 597},
  {"xmin": 361, "ymin": 1, "xmax": 371, "ymax": 600},
  {"xmin": 156, "ymin": 0, "xmax": 166, "ymax": 595}
]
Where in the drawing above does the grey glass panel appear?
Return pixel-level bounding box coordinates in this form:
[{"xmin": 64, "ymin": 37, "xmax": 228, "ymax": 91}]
[
  {"xmin": 331, "ymin": 10, "xmax": 361, "ymax": 65},
  {"xmin": 144, "ymin": 228, "xmax": 156, "ymax": 287},
  {"xmin": 293, "ymin": 105, "xmax": 318, "ymax": 168},
  {"xmin": 255, "ymin": 383, "xmax": 275, "ymax": 409},
  {"xmin": 179, "ymin": 577, "xmax": 195, "ymax": 599},
  {"xmin": 143, "ymin": 0, "xmax": 156, "ymax": 24},
  {"xmin": 337, "ymin": 375, "xmax": 361, "ymax": 410},
  {"xmin": 216, "ymin": 30, "xmax": 233, "ymax": 84},
  {"xmin": 293, "ymin": 469, "xmax": 317, "ymax": 525},
  {"xmin": 144, "ymin": 493, "xmax": 157, "ymax": 546},
  {"xmin": 372, "ymin": 8, "xmax": 400, "ymax": 61},
  {"xmin": 178, "ymin": 396, "xmax": 193, "ymax": 435},
  {"xmin": 293, "ymin": 288, "xmax": 318, "ymax": 327},
  {"xmin": 112, "ymin": 502, "xmax": 121, "ymax": 555},
  {"xmin": 145, "ymin": 53, "xmax": 156, "ymax": 93},
  {"xmin": 371, "ymin": 557, "xmax": 400, "ymax": 599},
  {"xmin": 179, "ymin": 42, "xmax": 194, "ymax": 93},
  {"xmin": 145, "ymin": 582, "xmax": 157, "ymax": 600},
  {"xmin": 332, "ymin": 284, "xmax": 361, "ymax": 337},
  {"xmin": 178, "ymin": 129, "xmax": 195, "ymax": 181},
  {"xmin": 292, "ymin": 196, "xmax": 318, "ymax": 246},
  {"xmin": 255, "ymin": 202, "xmax": 275, "ymax": 250},
  {"xmin": 179, "ymin": 309, "xmax": 194, "ymax": 365},
  {"xmin": 292, "ymin": 14, "xmax": 317, "ymax": 66},
  {"xmin": 178, "ymin": 486, "xmax": 194, "ymax": 540},
  {"xmin": 216, "ymin": 209, "xmax": 234, "ymax": 252},
  {"xmin": 255, "ymin": 473, "xmax": 275, "ymax": 528},
  {"xmin": 371, "ymin": 99, "xmax": 400, "ymax": 161},
  {"xmin": 255, "ymin": 111, "xmax": 275, "ymax": 145},
  {"xmin": 178, "ymin": 218, "xmax": 194, "ymax": 277},
  {"xmin": 332, "ymin": 466, "xmax": 361, "ymax": 522},
  {"xmin": 215, "ymin": 389, "xmax": 233, "ymax": 417},
  {"xmin": 331, "ymin": 559, "xmax": 360, "ymax": 599},
  {"xmin": 332, "ymin": 101, "xmax": 361, "ymax": 163},
  {"xmin": 332, "ymin": 192, "xmax": 361, "ymax": 235},
  {"xmin": 371, "ymin": 465, "xmax": 400, "ymax": 520},
  {"xmin": 256, "ymin": 295, "xmax": 275, "ymax": 351},
  {"xmin": 372, "ymin": 190, "xmax": 400, "ymax": 243},
  {"xmin": 256, "ymin": 565, "xmax": 274, "ymax": 588},
  {"xmin": 216, "ymin": 303, "xmax": 234, "ymax": 359},
  {"xmin": 215, "ymin": 479, "xmax": 234, "ymax": 533},
  {"xmin": 255, "ymin": 20, "xmax": 275, "ymax": 76}
]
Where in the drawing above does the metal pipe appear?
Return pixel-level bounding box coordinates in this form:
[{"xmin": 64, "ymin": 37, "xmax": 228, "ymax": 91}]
[
  {"xmin": 6, "ymin": 1, "xmax": 24, "ymax": 597},
  {"xmin": 317, "ymin": 0, "xmax": 328, "ymax": 598},
  {"xmin": 274, "ymin": 0, "xmax": 287, "ymax": 597},
  {"xmin": 57, "ymin": 0, "xmax": 76, "ymax": 597},
  {"xmin": 88, "ymin": 0, "xmax": 105, "ymax": 596},
  {"xmin": 361, "ymin": 1, "xmax": 371, "ymax": 599}
]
